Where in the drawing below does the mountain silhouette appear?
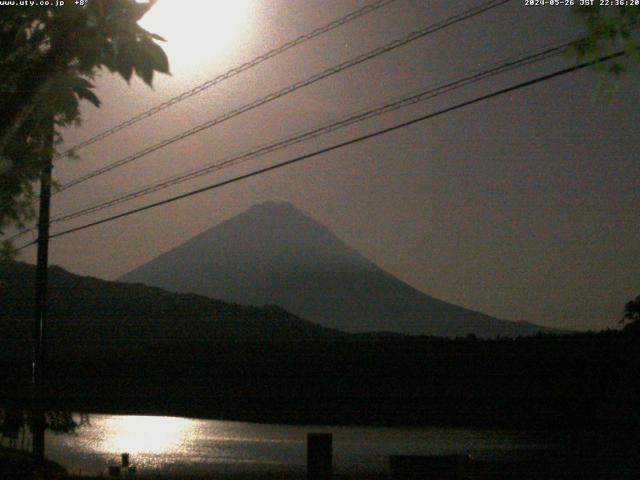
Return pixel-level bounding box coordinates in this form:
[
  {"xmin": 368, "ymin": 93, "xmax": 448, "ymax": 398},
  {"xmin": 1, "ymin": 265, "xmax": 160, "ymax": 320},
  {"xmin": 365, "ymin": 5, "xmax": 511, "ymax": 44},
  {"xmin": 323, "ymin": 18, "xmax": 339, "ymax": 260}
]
[
  {"xmin": 119, "ymin": 201, "xmax": 555, "ymax": 338},
  {"xmin": 0, "ymin": 260, "xmax": 349, "ymax": 346}
]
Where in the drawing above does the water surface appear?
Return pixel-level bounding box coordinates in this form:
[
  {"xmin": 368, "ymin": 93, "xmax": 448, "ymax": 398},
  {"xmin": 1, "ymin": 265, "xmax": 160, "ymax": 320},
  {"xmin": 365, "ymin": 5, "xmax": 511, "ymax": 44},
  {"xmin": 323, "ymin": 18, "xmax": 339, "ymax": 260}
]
[{"xmin": 45, "ymin": 414, "xmax": 551, "ymax": 476}]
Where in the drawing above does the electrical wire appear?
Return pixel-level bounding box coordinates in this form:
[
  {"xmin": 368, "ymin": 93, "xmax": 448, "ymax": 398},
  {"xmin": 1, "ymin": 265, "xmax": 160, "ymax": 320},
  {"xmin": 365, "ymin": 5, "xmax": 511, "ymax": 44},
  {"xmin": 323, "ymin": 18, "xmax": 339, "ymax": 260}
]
[
  {"xmin": 55, "ymin": 0, "xmax": 401, "ymax": 159},
  {"xmin": 13, "ymin": 50, "xmax": 624, "ymax": 253},
  {"xmin": 48, "ymin": 39, "xmax": 573, "ymax": 226},
  {"xmin": 54, "ymin": 0, "xmax": 511, "ymax": 193}
]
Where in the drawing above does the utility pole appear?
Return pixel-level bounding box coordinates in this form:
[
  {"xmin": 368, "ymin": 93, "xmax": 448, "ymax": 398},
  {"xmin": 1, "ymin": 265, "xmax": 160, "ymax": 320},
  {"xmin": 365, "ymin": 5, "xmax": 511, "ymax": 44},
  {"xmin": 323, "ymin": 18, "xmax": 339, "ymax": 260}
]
[{"xmin": 32, "ymin": 123, "xmax": 53, "ymax": 467}]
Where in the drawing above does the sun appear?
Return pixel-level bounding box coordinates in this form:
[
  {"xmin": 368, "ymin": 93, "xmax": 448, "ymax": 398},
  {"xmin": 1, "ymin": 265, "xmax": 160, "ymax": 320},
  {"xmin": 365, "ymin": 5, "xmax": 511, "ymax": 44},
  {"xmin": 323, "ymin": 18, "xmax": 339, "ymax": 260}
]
[{"xmin": 138, "ymin": 0, "xmax": 253, "ymax": 73}]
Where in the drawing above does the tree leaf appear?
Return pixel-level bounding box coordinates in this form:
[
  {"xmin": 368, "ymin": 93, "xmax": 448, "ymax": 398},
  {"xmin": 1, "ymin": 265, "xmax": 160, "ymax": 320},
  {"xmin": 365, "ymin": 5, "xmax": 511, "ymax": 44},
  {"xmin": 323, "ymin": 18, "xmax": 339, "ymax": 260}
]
[
  {"xmin": 74, "ymin": 84, "xmax": 101, "ymax": 108},
  {"xmin": 141, "ymin": 37, "xmax": 170, "ymax": 74}
]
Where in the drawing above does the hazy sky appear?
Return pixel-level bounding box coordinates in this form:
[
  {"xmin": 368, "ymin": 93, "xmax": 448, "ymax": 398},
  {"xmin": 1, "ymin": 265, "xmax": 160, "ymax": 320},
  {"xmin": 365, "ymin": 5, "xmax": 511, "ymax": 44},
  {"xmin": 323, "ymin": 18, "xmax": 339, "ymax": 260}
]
[{"xmin": 17, "ymin": 0, "xmax": 639, "ymax": 331}]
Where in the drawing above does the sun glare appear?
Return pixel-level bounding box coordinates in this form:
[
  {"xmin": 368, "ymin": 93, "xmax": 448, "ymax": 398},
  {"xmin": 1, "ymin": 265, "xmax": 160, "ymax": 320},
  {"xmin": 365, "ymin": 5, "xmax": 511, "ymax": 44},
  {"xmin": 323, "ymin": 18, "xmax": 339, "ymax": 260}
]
[
  {"xmin": 138, "ymin": 0, "xmax": 253, "ymax": 73},
  {"xmin": 100, "ymin": 415, "xmax": 195, "ymax": 455}
]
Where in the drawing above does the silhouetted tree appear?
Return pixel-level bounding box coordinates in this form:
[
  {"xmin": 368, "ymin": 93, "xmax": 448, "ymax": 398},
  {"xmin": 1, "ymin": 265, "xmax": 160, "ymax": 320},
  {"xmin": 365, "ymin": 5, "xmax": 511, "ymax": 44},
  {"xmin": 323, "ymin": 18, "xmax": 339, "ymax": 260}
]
[
  {"xmin": 622, "ymin": 295, "xmax": 640, "ymax": 331},
  {"xmin": 572, "ymin": 5, "xmax": 640, "ymax": 90},
  {"xmin": 0, "ymin": 0, "xmax": 169, "ymax": 259},
  {"xmin": 0, "ymin": 408, "xmax": 23, "ymax": 448},
  {"xmin": 1, "ymin": 407, "xmax": 88, "ymax": 450},
  {"xmin": 45, "ymin": 411, "xmax": 89, "ymax": 435}
]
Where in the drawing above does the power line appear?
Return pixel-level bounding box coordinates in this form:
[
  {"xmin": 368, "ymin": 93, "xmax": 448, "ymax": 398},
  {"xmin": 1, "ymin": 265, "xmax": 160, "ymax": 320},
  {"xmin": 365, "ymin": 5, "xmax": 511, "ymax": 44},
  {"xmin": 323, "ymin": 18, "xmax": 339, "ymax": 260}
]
[
  {"xmin": 3, "ymin": 0, "xmax": 512, "ymax": 243},
  {"xmin": 0, "ymin": 0, "xmax": 396, "ymax": 218},
  {"xmin": 5, "ymin": 38, "xmax": 571, "ymax": 241},
  {"xmin": 54, "ymin": 0, "xmax": 511, "ymax": 193},
  {"xmin": 14, "ymin": 50, "xmax": 623, "ymax": 252},
  {"xmin": 48, "ymin": 39, "xmax": 572, "ymax": 226},
  {"xmin": 55, "ymin": 0, "xmax": 400, "ymax": 159}
]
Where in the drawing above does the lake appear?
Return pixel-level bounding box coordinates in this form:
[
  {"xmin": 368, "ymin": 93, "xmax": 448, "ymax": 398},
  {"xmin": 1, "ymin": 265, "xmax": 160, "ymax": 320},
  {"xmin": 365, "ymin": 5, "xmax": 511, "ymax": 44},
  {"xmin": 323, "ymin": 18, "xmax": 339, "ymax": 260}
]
[{"xmin": 44, "ymin": 414, "xmax": 552, "ymax": 476}]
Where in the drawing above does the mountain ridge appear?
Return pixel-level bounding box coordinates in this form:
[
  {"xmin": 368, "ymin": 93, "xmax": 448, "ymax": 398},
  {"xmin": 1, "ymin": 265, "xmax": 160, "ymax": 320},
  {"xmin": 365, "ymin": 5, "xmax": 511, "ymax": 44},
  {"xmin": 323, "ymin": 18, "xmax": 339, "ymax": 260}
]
[
  {"xmin": 120, "ymin": 201, "xmax": 558, "ymax": 338},
  {"xmin": 0, "ymin": 260, "xmax": 351, "ymax": 344}
]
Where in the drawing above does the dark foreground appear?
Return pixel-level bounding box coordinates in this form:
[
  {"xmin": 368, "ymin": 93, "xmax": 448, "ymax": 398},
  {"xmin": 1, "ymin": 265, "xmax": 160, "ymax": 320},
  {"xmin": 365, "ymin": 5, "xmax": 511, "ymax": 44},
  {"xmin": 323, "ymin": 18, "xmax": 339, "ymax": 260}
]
[
  {"xmin": 2, "ymin": 325, "xmax": 639, "ymax": 478},
  {"xmin": 3, "ymin": 330, "xmax": 640, "ymax": 430},
  {"xmin": 2, "ymin": 441, "xmax": 640, "ymax": 480}
]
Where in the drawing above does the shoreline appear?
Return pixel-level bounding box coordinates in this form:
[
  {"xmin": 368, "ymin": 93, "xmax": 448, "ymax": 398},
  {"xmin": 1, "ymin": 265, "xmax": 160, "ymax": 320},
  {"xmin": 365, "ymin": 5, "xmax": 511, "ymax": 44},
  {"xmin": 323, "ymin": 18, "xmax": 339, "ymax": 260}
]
[{"xmin": 3, "ymin": 445, "xmax": 640, "ymax": 480}]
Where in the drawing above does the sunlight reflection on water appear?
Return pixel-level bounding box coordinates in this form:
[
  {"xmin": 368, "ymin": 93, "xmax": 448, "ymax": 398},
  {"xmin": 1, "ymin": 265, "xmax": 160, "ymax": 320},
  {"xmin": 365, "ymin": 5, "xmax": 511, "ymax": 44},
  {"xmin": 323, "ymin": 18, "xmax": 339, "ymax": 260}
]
[
  {"xmin": 96, "ymin": 415, "xmax": 195, "ymax": 454},
  {"xmin": 47, "ymin": 414, "xmax": 310, "ymax": 475},
  {"xmin": 45, "ymin": 414, "xmax": 551, "ymax": 476}
]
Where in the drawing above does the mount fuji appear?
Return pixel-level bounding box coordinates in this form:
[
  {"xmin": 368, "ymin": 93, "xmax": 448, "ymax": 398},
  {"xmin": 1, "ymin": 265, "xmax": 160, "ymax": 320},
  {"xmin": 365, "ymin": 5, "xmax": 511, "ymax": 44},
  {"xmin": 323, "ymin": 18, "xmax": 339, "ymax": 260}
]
[{"xmin": 119, "ymin": 202, "xmax": 553, "ymax": 338}]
